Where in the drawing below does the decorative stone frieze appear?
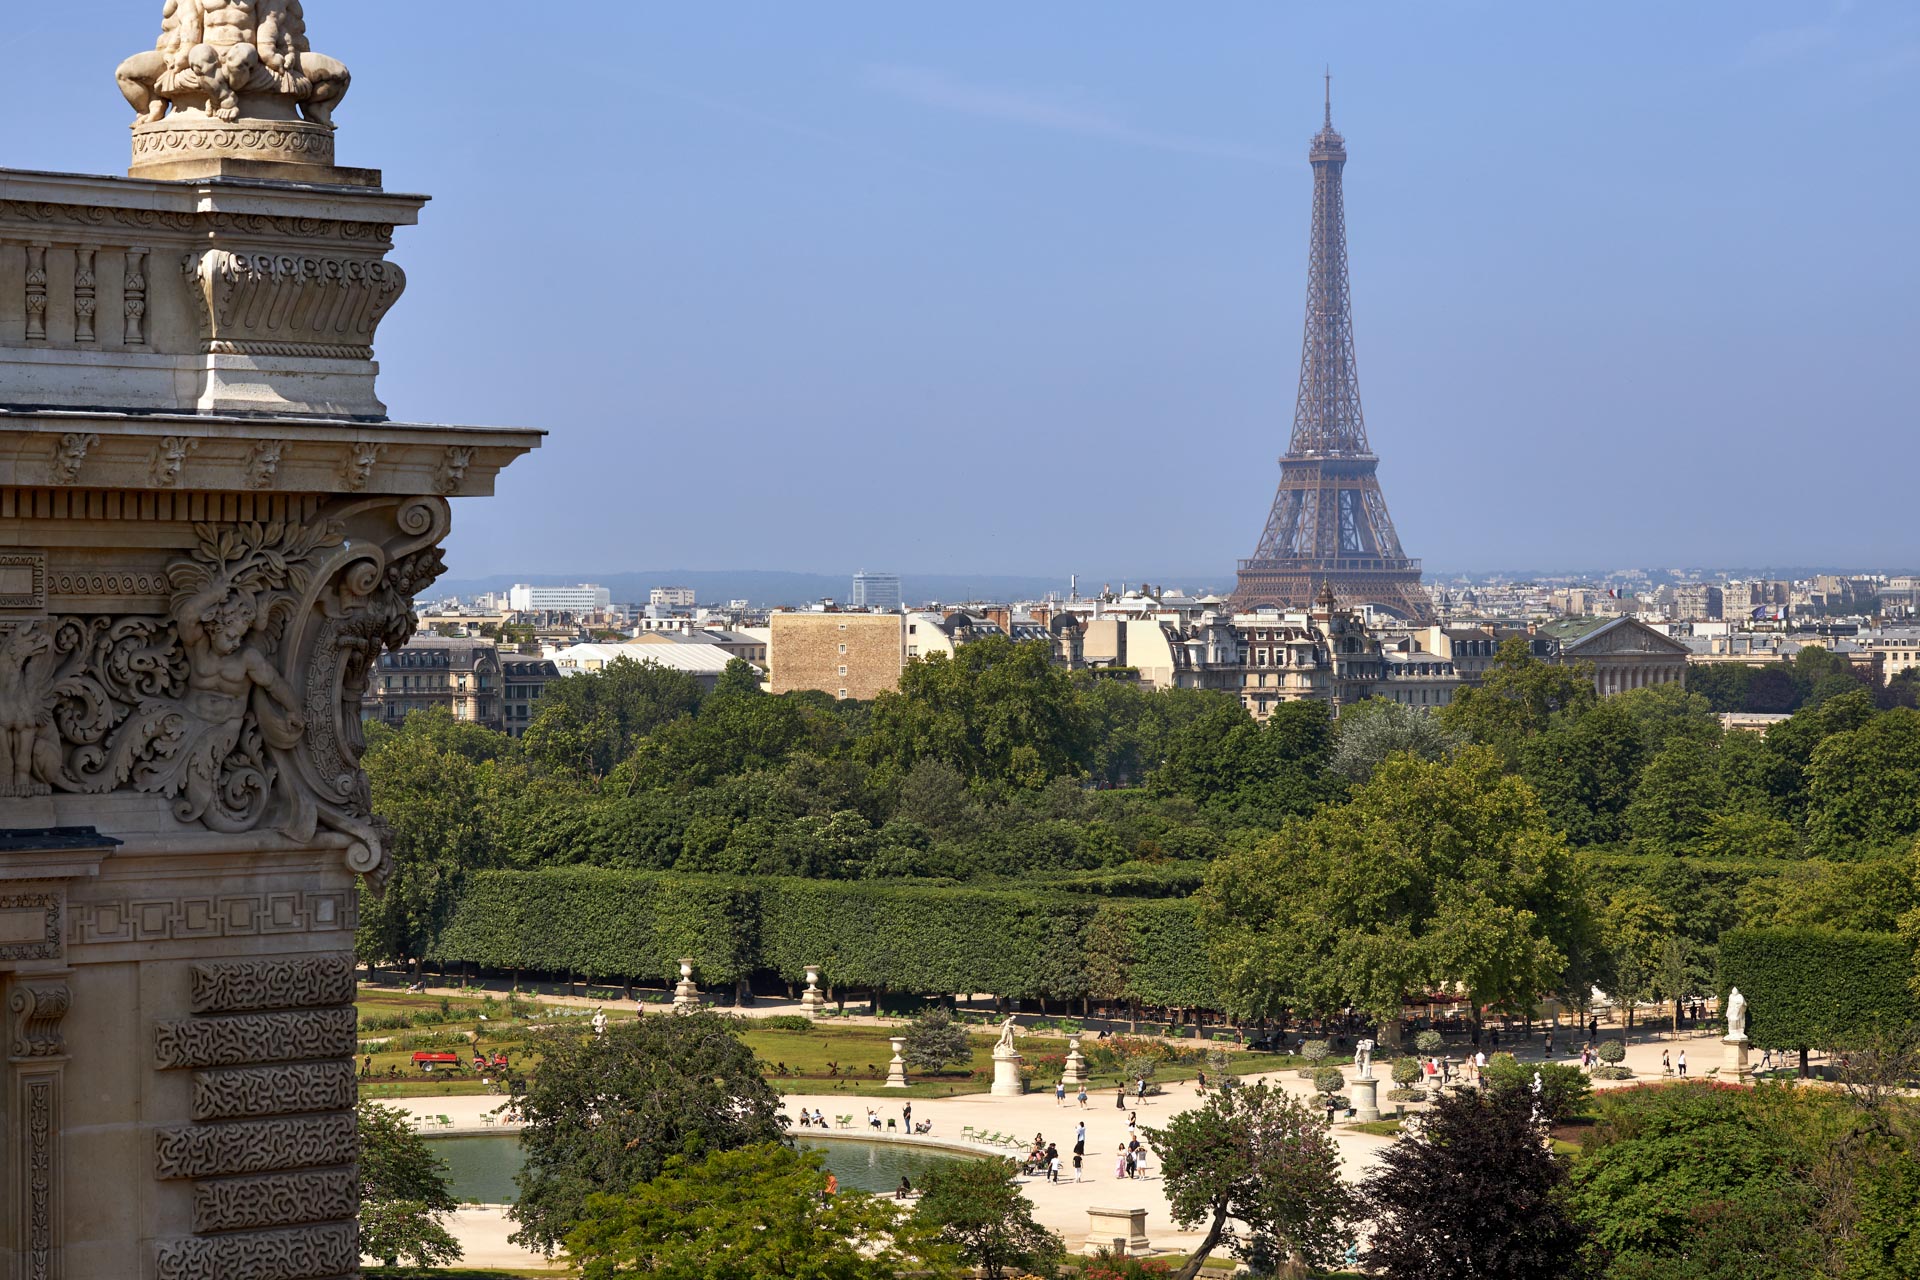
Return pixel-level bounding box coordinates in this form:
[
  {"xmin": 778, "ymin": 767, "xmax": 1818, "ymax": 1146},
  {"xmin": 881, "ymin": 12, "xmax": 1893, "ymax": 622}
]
[
  {"xmin": 153, "ymin": 1222, "xmax": 357, "ymax": 1280},
  {"xmin": 153, "ymin": 1112, "xmax": 356, "ymax": 1181},
  {"xmin": 49, "ymin": 434, "xmax": 99, "ymax": 486},
  {"xmin": 191, "ymin": 1169, "xmax": 357, "ymax": 1234},
  {"xmin": 190, "ymin": 1061, "xmax": 356, "ymax": 1121},
  {"xmin": 246, "ymin": 439, "xmax": 287, "ymax": 489},
  {"xmin": 0, "ymin": 895, "xmax": 60, "ymax": 961},
  {"xmin": 153, "ymin": 1008, "xmax": 357, "ymax": 1071},
  {"xmin": 189, "ymin": 955, "xmax": 356, "ymax": 1013}
]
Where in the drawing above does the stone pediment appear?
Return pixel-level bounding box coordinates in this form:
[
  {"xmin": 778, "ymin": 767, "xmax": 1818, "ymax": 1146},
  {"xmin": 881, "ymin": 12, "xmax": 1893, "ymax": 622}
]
[{"xmin": 1562, "ymin": 618, "xmax": 1690, "ymax": 657}]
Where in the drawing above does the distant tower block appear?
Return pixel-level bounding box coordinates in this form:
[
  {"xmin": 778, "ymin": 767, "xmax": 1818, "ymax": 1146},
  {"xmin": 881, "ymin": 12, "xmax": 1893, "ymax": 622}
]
[{"xmin": 1232, "ymin": 80, "xmax": 1434, "ymax": 623}]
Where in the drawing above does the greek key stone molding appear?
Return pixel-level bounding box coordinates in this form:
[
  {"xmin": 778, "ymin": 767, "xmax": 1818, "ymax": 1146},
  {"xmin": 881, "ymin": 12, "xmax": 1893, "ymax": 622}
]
[
  {"xmin": 154, "ymin": 1222, "xmax": 357, "ymax": 1280},
  {"xmin": 9, "ymin": 984, "xmax": 71, "ymax": 1059},
  {"xmin": 190, "ymin": 955, "xmax": 356, "ymax": 1014},
  {"xmin": 191, "ymin": 1061, "xmax": 355, "ymax": 1122},
  {"xmin": 69, "ymin": 889, "xmax": 352, "ymax": 947},
  {"xmin": 154, "ymin": 1008, "xmax": 357, "ymax": 1071},
  {"xmin": 192, "ymin": 1169, "xmax": 358, "ymax": 1235},
  {"xmin": 185, "ymin": 250, "xmax": 405, "ymax": 360},
  {"xmin": 0, "ymin": 895, "xmax": 61, "ymax": 961},
  {"xmin": 0, "ymin": 552, "xmax": 48, "ymax": 611},
  {"xmin": 46, "ymin": 567, "xmax": 170, "ymax": 598},
  {"xmin": 154, "ymin": 1111, "xmax": 356, "ymax": 1181},
  {"xmin": 49, "ymin": 433, "xmax": 100, "ymax": 486}
]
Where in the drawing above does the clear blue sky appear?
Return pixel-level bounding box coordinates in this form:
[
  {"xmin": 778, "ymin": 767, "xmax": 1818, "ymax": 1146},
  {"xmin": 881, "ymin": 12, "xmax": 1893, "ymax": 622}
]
[{"xmin": 6, "ymin": 3, "xmax": 1916, "ymax": 582}]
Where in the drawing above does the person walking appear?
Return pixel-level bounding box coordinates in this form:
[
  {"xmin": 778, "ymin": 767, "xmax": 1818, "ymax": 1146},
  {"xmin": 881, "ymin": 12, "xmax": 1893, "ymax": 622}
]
[
  {"xmin": 1072, "ymin": 1150, "xmax": 1083, "ymax": 1182},
  {"xmin": 1047, "ymin": 1150, "xmax": 1061, "ymax": 1183},
  {"xmin": 1678, "ymin": 1049, "xmax": 1687, "ymax": 1078},
  {"xmin": 1114, "ymin": 1145, "xmax": 1128, "ymax": 1179},
  {"xmin": 1055, "ymin": 1079, "xmax": 1066, "ymax": 1105},
  {"xmin": 1077, "ymin": 1085, "xmax": 1089, "ymax": 1108},
  {"xmin": 1662, "ymin": 1049, "xmax": 1672, "ymax": 1076},
  {"xmin": 1075, "ymin": 1121, "xmax": 1086, "ymax": 1154},
  {"xmin": 1136, "ymin": 1075, "xmax": 1148, "ymax": 1105},
  {"xmin": 1115, "ymin": 1086, "xmax": 1126, "ymax": 1110},
  {"xmin": 903, "ymin": 1102, "xmax": 912, "ymax": 1132}
]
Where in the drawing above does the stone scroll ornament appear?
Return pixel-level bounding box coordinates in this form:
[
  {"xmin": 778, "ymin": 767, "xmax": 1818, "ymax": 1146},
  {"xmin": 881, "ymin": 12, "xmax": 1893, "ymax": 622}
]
[
  {"xmin": 116, "ymin": 0, "xmax": 351, "ymax": 127},
  {"xmin": 0, "ymin": 498, "xmax": 453, "ymax": 887}
]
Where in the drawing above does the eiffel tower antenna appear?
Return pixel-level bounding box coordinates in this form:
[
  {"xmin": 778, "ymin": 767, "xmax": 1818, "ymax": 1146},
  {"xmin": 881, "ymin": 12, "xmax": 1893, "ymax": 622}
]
[{"xmin": 1231, "ymin": 84, "xmax": 1434, "ymax": 622}]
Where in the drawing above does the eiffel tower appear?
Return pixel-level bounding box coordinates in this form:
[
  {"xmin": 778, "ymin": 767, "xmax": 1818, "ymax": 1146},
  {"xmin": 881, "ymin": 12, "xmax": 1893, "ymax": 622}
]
[{"xmin": 1232, "ymin": 80, "xmax": 1434, "ymax": 623}]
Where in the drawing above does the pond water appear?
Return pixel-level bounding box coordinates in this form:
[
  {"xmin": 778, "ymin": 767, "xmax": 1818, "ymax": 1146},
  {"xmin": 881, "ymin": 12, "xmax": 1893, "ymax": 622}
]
[{"xmin": 429, "ymin": 1133, "xmax": 973, "ymax": 1203}]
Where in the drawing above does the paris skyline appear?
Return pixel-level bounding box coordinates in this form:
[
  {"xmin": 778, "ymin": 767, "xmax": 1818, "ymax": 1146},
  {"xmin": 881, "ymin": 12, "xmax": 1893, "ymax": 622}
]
[{"xmin": 5, "ymin": 2, "xmax": 1912, "ymax": 580}]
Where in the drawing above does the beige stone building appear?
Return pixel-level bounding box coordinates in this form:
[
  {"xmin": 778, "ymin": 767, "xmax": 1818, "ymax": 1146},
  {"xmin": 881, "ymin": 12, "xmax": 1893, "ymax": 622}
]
[
  {"xmin": 366, "ymin": 636, "xmax": 503, "ymax": 729},
  {"xmin": 1536, "ymin": 617, "xmax": 1691, "ymax": 694},
  {"xmin": 770, "ymin": 612, "xmax": 906, "ymax": 700}
]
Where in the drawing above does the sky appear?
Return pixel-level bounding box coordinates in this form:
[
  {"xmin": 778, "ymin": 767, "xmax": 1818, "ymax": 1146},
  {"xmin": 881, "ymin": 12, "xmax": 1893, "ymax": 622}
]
[{"xmin": 4, "ymin": 2, "xmax": 1917, "ymax": 585}]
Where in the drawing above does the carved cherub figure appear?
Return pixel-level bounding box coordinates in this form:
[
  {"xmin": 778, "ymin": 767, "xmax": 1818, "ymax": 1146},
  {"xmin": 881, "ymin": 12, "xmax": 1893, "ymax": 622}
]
[
  {"xmin": 0, "ymin": 627, "xmax": 63, "ymax": 798},
  {"xmin": 115, "ymin": 0, "xmax": 350, "ymax": 127}
]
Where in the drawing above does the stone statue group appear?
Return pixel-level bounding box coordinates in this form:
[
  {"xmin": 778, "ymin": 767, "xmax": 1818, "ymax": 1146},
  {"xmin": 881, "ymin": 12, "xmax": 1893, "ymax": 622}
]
[{"xmin": 116, "ymin": 0, "xmax": 350, "ymax": 126}]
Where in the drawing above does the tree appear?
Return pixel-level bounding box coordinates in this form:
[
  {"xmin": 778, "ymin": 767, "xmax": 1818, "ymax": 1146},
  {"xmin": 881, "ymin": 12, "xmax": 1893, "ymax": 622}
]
[
  {"xmin": 1517, "ymin": 699, "xmax": 1647, "ymax": 846},
  {"xmin": 1717, "ymin": 927, "xmax": 1917, "ymax": 1076},
  {"xmin": 1149, "ymin": 1080, "xmax": 1354, "ymax": 1280},
  {"xmin": 508, "ymin": 1012, "xmax": 785, "ymax": 1254},
  {"xmin": 1201, "ymin": 749, "xmax": 1587, "ymax": 1031},
  {"xmin": 1627, "ymin": 737, "xmax": 1725, "ymax": 853},
  {"xmin": 861, "ymin": 637, "xmax": 1091, "ymax": 796},
  {"xmin": 1360, "ymin": 1088, "xmax": 1582, "ymax": 1280},
  {"xmin": 1806, "ymin": 708, "xmax": 1920, "ymax": 855},
  {"xmin": 1440, "ymin": 636, "xmax": 1595, "ymax": 762},
  {"xmin": 521, "ymin": 656, "xmax": 705, "ymax": 779},
  {"xmin": 1479, "ymin": 1055, "xmax": 1592, "ymax": 1123},
  {"xmin": 358, "ymin": 1101, "xmax": 461, "ymax": 1269},
  {"xmin": 1600, "ymin": 887, "xmax": 1675, "ymax": 1031},
  {"xmin": 911, "ymin": 1157, "xmax": 1061, "ymax": 1280},
  {"xmin": 1330, "ymin": 697, "xmax": 1463, "ymax": 783},
  {"xmin": 567, "ymin": 1142, "xmax": 944, "ymax": 1280},
  {"xmin": 1151, "ymin": 698, "xmax": 1342, "ymax": 822},
  {"xmin": 902, "ymin": 1006, "xmax": 973, "ymax": 1074}
]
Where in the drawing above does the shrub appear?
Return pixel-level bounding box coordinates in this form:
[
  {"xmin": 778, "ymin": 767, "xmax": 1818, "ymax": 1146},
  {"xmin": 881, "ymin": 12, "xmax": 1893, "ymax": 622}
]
[
  {"xmin": 1481, "ymin": 1056, "xmax": 1592, "ymax": 1123},
  {"xmin": 1718, "ymin": 927, "xmax": 1916, "ymax": 1064},
  {"xmin": 1387, "ymin": 1087, "xmax": 1427, "ymax": 1103},
  {"xmin": 1415, "ymin": 1030, "xmax": 1446, "ymax": 1055},
  {"xmin": 903, "ymin": 1007, "xmax": 972, "ymax": 1074},
  {"xmin": 1597, "ymin": 1039, "xmax": 1626, "ymax": 1065},
  {"xmin": 1313, "ymin": 1066, "xmax": 1346, "ymax": 1095},
  {"xmin": 756, "ymin": 1015, "xmax": 813, "ymax": 1032},
  {"xmin": 1302, "ymin": 1039, "xmax": 1330, "ymax": 1063},
  {"xmin": 1392, "ymin": 1057, "xmax": 1423, "ymax": 1087},
  {"xmin": 1592, "ymin": 1065, "xmax": 1634, "ymax": 1080}
]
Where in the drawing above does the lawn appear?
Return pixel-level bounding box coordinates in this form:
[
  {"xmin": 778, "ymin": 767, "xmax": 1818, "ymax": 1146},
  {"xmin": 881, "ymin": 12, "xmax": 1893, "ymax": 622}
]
[{"xmin": 354, "ymin": 990, "xmax": 1297, "ymax": 1100}]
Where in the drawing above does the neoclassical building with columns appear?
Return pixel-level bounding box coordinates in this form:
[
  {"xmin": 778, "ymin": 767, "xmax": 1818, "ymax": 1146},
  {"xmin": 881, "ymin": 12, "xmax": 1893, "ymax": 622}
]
[{"xmin": 1535, "ymin": 616, "xmax": 1691, "ymax": 695}]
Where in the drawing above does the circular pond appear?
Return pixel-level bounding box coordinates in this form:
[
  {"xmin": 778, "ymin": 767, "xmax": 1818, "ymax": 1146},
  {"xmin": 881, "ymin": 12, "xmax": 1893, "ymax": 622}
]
[{"xmin": 430, "ymin": 1133, "xmax": 975, "ymax": 1203}]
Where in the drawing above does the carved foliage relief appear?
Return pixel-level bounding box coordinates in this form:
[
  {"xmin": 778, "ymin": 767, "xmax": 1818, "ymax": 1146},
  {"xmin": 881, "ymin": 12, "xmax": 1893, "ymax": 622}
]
[{"xmin": 0, "ymin": 497, "xmax": 452, "ymax": 881}]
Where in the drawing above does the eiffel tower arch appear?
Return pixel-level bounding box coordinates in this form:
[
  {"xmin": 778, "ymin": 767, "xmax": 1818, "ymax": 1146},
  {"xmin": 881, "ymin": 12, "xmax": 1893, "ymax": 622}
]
[{"xmin": 1232, "ymin": 82, "xmax": 1434, "ymax": 624}]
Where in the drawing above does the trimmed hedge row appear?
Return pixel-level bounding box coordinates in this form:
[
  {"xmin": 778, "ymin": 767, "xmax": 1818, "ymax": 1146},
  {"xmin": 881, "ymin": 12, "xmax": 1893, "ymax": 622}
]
[
  {"xmin": 429, "ymin": 869, "xmax": 1216, "ymax": 1008},
  {"xmin": 1718, "ymin": 926, "xmax": 1917, "ymax": 1051}
]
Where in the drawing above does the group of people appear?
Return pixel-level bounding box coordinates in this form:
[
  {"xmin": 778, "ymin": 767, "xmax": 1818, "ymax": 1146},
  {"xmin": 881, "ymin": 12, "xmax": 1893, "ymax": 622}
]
[
  {"xmin": 1020, "ymin": 1115, "xmax": 1150, "ymax": 1183},
  {"xmin": 847, "ymin": 1104, "xmax": 932, "ymax": 1135}
]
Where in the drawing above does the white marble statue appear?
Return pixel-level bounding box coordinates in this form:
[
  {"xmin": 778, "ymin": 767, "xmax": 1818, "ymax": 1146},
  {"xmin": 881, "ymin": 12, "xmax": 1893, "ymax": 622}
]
[
  {"xmin": 117, "ymin": 0, "xmax": 351, "ymax": 126},
  {"xmin": 1354, "ymin": 1039, "xmax": 1374, "ymax": 1079},
  {"xmin": 996, "ymin": 1014, "xmax": 1019, "ymax": 1054},
  {"xmin": 1725, "ymin": 987, "xmax": 1748, "ymax": 1041},
  {"xmin": 591, "ymin": 1008, "xmax": 608, "ymax": 1037}
]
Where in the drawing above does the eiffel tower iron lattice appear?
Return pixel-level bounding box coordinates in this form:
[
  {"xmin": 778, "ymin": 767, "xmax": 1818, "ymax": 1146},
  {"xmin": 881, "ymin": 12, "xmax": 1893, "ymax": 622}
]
[{"xmin": 1232, "ymin": 81, "xmax": 1434, "ymax": 623}]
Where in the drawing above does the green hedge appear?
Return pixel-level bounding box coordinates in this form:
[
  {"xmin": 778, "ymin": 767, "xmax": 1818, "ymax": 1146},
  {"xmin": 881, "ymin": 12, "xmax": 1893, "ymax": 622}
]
[
  {"xmin": 1717, "ymin": 927, "xmax": 1916, "ymax": 1051},
  {"xmin": 430, "ymin": 870, "xmax": 1213, "ymax": 1009}
]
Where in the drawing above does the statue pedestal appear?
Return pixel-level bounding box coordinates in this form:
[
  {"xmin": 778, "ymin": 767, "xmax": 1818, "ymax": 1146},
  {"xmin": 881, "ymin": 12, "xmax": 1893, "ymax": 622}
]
[
  {"xmin": 1062, "ymin": 1036, "xmax": 1086, "ymax": 1088},
  {"xmin": 799, "ymin": 965, "xmax": 827, "ymax": 1018},
  {"xmin": 991, "ymin": 1047, "xmax": 1026, "ymax": 1097},
  {"xmin": 1723, "ymin": 1036, "xmax": 1750, "ymax": 1081},
  {"xmin": 1348, "ymin": 1077, "xmax": 1381, "ymax": 1123},
  {"xmin": 672, "ymin": 958, "xmax": 700, "ymax": 1012}
]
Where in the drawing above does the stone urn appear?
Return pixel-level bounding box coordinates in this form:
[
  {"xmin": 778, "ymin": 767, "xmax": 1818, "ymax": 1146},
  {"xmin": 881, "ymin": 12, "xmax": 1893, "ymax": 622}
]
[
  {"xmin": 799, "ymin": 964, "xmax": 827, "ymax": 1017},
  {"xmin": 1062, "ymin": 1035, "xmax": 1087, "ymax": 1087},
  {"xmin": 672, "ymin": 958, "xmax": 700, "ymax": 1011},
  {"xmin": 885, "ymin": 1037, "xmax": 909, "ymax": 1088}
]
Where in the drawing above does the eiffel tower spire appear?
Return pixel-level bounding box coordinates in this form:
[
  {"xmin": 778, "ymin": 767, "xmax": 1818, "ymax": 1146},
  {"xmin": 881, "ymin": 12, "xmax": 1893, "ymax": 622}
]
[{"xmin": 1232, "ymin": 83, "xmax": 1433, "ymax": 623}]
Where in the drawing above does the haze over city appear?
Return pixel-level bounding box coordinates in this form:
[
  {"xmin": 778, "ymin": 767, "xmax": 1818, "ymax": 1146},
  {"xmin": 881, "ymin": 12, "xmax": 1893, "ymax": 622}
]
[{"xmin": 6, "ymin": 1, "xmax": 1914, "ymax": 581}]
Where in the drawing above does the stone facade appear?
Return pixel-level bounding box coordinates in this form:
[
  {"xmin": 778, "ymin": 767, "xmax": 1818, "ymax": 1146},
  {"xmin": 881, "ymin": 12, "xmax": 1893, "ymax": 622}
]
[
  {"xmin": 366, "ymin": 635, "xmax": 503, "ymax": 730},
  {"xmin": 0, "ymin": 6, "xmax": 538, "ymax": 1276},
  {"xmin": 769, "ymin": 613, "xmax": 904, "ymax": 701}
]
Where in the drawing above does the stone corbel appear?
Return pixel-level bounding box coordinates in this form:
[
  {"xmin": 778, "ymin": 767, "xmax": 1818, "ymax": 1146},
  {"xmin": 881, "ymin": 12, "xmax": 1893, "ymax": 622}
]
[{"xmin": 6, "ymin": 970, "xmax": 71, "ymax": 1280}]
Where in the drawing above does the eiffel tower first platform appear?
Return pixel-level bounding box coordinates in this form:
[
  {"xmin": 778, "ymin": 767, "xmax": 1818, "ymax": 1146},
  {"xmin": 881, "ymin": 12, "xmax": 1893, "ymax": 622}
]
[{"xmin": 1232, "ymin": 83, "xmax": 1435, "ymax": 624}]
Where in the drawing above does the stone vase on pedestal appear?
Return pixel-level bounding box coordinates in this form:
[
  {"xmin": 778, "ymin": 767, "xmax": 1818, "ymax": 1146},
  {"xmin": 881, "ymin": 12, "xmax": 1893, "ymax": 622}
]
[
  {"xmin": 884, "ymin": 1037, "xmax": 909, "ymax": 1088},
  {"xmin": 799, "ymin": 965, "xmax": 827, "ymax": 1018},
  {"xmin": 1062, "ymin": 1035, "xmax": 1086, "ymax": 1087},
  {"xmin": 672, "ymin": 958, "xmax": 700, "ymax": 1012},
  {"xmin": 992, "ymin": 1045, "xmax": 1026, "ymax": 1097},
  {"xmin": 1349, "ymin": 1077, "xmax": 1381, "ymax": 1123},
  {"xmin": 1, "ymin": 9, "xmax": 539, "ymax": 1275}
]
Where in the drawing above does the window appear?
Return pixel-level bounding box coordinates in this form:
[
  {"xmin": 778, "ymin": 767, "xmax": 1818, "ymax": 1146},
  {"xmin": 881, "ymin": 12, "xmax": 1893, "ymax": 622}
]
[
  {"xmin": 838, "ymin": 665, "xmax": 847, "ymax": 676},
  {"xmin": 838, "ymin": 643, "xmax": 847, "ymax": 654},
  {"xmin": 837, "ymin": 689, "xmax": 848, "ymax": 699}
]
